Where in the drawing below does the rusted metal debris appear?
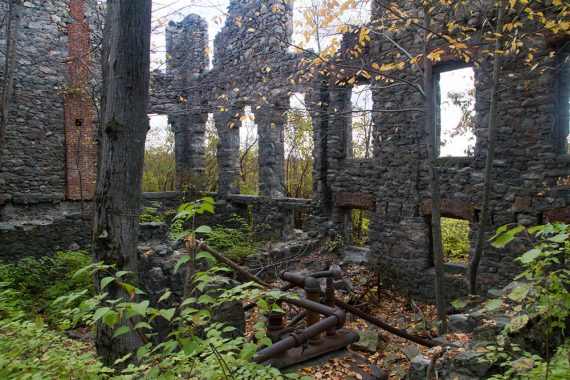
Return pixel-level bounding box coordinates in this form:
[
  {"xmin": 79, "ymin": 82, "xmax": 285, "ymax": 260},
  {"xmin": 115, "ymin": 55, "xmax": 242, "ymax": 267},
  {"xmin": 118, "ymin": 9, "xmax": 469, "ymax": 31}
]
[{"xmin": 197, "ymin": 240, "xmax": 437, "ymax": 370}]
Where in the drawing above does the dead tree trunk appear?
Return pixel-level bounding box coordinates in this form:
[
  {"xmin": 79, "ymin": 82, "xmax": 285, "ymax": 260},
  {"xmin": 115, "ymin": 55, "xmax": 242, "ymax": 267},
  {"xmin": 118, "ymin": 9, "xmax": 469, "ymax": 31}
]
[
  {"xmin": 423, "ymin": 8, "xmax": 447, "ymax": 334},
  {"xmin": 468, "ymin": 0, "xmax": 506, "ymax": 295},
  {"xmin": 0, "ymin": 0, "xmax": 22, "ymax": 165},
  {"xmin": 92, "ymin": 0, "xmax": 152, "ymax": 367}
]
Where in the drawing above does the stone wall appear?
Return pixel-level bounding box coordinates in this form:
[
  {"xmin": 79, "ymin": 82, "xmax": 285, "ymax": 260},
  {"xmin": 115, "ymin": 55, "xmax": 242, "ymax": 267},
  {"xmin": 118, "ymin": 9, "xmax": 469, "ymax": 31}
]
[
  {"xmin": 1, "ymin": 0, "xmax": 569, "ymax": 305},
  {"xmin": 0, "ymin": 0, "xmax": 99, "ymax": 207},
  {"xmin": 313, "ymin": 0, "xmax": 570, "ymax": 300}
]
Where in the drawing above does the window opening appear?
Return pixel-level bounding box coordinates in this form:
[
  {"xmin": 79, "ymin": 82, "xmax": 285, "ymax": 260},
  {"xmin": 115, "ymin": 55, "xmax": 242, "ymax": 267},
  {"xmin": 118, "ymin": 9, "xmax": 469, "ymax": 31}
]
[
  {"xmin": 352, "ymin": 208, "xmax": 370, "ymax": 246},
  {"xmin": 205, "ymin": 113, "xmax": 218, "ymax": 192},
  {"xmin": 441, "ymin": 217, "xmax": 470, "ymax": 264},
  {"xmin": 437, "ymin": 67, "xmax": 476, "ymax": 157},
  {"xmin": 143, "ymin": 114, "xmax": 174, "ymax": 192},
  {"xmin": 351, "ymin": 85, "xmax": 373, "ymax": 158},
  {"xmin": 286, "ymin": 93, "xmax": 314, "ymax": 199},
  {"xmin": 239, "ymin": 106, "xmax": 258, "ymax": 194}
]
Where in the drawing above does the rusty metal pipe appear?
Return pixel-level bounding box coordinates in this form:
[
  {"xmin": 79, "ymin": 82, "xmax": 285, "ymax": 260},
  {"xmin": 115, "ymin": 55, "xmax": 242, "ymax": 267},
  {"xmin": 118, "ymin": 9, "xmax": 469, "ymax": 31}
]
[
  {"xmin": 335, "ymin": 299, "xmax": 437, "ymax": 347},
  {"xmin": 305, "ymin": 288, "xmax": 321, "ymax": 340},
  {"xmin": 253, "ymin": 314, "xmax": 339, "ymax": 363},
  {"xmin": 283, "ymin": 297, "xmax": 346, "ymax": 329},
  {"xmin": 306, "ymin": 269, "xmax": 342, "ymax": 279},
  {"xmin": 196, "ymin": 245, "xmax": 437, "ymax": 348},
  {"xmin": 285, "ymin": 310, "xmax": 307, "ymax": 328},
  {"xmin": 325, "ymin": 277, "xmax": 336, "ymax": 336},
  {"xmin": 280, "ymin": 271, "xmax": 320, "ymax": 292}
]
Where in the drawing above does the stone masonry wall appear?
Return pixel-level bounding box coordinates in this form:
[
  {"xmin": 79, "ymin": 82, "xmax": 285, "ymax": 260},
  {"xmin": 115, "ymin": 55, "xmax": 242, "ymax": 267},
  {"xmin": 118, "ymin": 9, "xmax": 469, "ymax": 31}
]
[
  {"xmin": 319, "ymin": 0, "xmax": 570, "ymax": 300},
  {"xmin": 2, "ymin": 0, "xmax": 568, "ymax": 305},
  {"xmin": 0, "ymin": 0, "xmax": 99, "ymax": 207}
]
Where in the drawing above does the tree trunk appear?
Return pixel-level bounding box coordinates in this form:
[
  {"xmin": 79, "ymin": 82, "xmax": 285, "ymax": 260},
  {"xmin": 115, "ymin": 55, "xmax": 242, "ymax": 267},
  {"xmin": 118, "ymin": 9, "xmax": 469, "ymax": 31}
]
[
  {"xmin": 92, "ymin": 0, "xmax": 152, "ymax": 367},
  {"xmin": 0, "ymin": 0, "xmax": 22, "ymax": 165},
  {"xmin": 423, "ymin": 8, "xmax": 447, "ymax": 334},
  {"xmin": 469, "ymin": 0, "xmax": 506, "ymax": 295}
]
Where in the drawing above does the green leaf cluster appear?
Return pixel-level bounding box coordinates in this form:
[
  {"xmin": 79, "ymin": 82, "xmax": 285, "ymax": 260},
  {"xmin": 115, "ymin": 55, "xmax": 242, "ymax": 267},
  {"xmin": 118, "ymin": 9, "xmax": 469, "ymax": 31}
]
[
  {"xmin": 481, "ymin": 223, "xmax": 570, "ymax": 379},
  {"xmin": 0, "ymin": 250, "xmax": 93, "ymax": 325},
  {"xmin": 47, "ymin": 260, "xmax": 302, "ymax": 379}
]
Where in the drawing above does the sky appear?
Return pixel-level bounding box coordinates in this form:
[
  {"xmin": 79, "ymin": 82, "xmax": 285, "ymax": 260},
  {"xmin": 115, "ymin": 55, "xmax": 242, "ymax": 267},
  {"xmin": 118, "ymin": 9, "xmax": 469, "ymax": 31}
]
[
  {"xmin": 439, "ymin": 68, "xmax": 476, "ymax": 157},
  {"xmin": 147, "ymin": 0, "xmax": 476, "ymax": 157}
]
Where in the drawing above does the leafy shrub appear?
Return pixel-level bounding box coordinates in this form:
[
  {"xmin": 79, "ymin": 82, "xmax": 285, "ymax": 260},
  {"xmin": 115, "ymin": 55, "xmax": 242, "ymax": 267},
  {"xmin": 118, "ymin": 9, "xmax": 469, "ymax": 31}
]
[
  {"xmin": 0, "ymin": 250, "xmax": 92, "ymax": 323},
  {"xmin": 139, "ymin": 206, "xmax": 164, "ymax": 223},
  {"xmin": 441, "ymin": 217, "xmax": 470, "ymax": 263},
  {"xmin": 207, "ymin": 225, "xmax": 258, "ymax": 261},
  {"xmin": 54, "ymin": 259, "xmax": 303, "ymax": 379},
  {"xmin": 0, "ymin": 285, "xmax": 111, "ymax": 379},
  {"xmin": 481, "ymin": 223, "xmax": 570, "ymax": 379}
]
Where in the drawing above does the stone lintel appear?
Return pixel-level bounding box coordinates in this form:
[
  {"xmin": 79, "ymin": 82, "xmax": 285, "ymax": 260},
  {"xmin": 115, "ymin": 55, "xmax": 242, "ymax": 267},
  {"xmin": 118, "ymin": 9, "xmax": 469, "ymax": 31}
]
[
  {"xmin": 420, "ymin": 198, "xmax": 474, "ymax": 220},
  {"xmin": 335, "ymin": 192, "xmax": 375, "ymax": 211},
  {"xmin": 544, "ymin": 206, "xmax": 570, "ymax": 223}
]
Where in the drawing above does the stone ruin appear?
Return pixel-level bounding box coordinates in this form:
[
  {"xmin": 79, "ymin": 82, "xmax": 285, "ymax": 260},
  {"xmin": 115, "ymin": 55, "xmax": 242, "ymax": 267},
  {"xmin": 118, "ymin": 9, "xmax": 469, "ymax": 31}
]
[{"xmin": 1, "ymin": 0, "xmax": 569, "ymax": 304}]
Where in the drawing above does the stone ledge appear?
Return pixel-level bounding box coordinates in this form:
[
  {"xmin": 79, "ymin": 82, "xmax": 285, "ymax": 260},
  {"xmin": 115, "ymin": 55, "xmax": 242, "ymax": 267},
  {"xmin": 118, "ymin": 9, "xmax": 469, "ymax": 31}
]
[
  {"xmin": 444, "ymin": 262, "xmax": 468, "ymax": 274},
  {"xmin": 435, "ymin": 156, "xmax": 473, "ymax": 168},
  {"xmin": 142, "ymin": 191, "xmax": 180, "ymax": 199}
]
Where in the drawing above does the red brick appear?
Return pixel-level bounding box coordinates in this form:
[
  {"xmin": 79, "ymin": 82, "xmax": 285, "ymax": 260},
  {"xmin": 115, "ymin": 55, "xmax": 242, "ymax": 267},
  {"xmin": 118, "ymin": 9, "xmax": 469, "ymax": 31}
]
[{"xmin": 64, "ymin": 0, "xmax": 97, "ymax": 200}]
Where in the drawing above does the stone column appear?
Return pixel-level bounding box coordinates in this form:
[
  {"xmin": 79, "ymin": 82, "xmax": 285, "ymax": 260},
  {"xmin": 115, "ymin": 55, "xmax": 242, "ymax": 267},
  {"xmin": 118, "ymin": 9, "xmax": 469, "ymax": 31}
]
[
  {"xmin": 307, "ymin": 79, "xmax": 333, "ymax": 215},
  {"xmin": 329, "ymin": 85, "xmax": 353, "ymax": 241},
  {"xmin": 215, "ymin": 109, "xmax": 241, "ymax": 196},
  {"xmin": 171, "ymin": 111, "xmax": 208, "ymax": 190},
  {"xmin": 328, "ymin": 85, "xmax": 353, "ymax": 159},
  {"xmin": 253, "ymin": 99, "xmax": 287, "ymax": 198}
]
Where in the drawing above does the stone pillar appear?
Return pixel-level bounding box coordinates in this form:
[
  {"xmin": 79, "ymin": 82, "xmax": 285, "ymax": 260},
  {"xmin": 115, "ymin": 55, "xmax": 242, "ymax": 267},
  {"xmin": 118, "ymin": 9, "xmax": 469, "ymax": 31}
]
[
  {"xmin": 328, "ymin": 85, "xmax": 353, "ymax": 159},
  {"xmin": 165, "ymin": 14, "xmax": 208, "ymax": 80},
  {"xmin": 307, "ymin": 79, "xmax": 333, "ymax": 216},
  {"xmin": 166, "ymin": 14, "xmax": 209, "ymax": 191},
  {"xmin": 215, "ymin": 109, "xmax": 241, "ymax": 196},
  {"xmin": 253, "ymin": 99, "xmax": 287, "ymax": 198},
  {"xmin": 171, "ymin": 111, "xmax": 208, "ymax": 190},
  {"xmin": 329, "ymin": 85, "xmax": 353, "ymax": 241}
]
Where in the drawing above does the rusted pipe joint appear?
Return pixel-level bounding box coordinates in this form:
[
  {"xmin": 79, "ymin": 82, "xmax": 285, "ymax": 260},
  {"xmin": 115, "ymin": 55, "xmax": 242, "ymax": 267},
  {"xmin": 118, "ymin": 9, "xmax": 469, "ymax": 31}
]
[
  {"xmin": 280, "ymin": 270, "xmax": 320, "ymax": 292},
  {"xmin": 332, "ymin": 308, "xmax": 346, "ymax": 329},
  {"xmin": 290, "ymin": 331, "xmax": 308, "ymax": 346},
  {"xmin": 307, "ymin": 268, "xmax": 342, "ymax": 280}
]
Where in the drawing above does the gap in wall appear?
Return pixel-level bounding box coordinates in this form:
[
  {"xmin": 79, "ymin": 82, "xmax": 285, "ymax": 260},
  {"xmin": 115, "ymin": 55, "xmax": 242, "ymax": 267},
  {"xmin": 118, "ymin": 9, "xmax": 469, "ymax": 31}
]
[{"xmin": 438, "ymin": 67, "xmax": 476, "ymax": 157}]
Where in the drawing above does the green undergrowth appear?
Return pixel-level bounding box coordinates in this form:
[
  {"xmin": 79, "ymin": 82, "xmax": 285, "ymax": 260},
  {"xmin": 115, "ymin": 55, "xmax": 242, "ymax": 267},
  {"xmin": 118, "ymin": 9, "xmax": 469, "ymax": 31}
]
[
  {"xmin": 139, "ymin": 206, "xmax": 176, "ymax": 223},
  {"xmin": 0, "ymin": 250, "xmax": 93, "ymax": 325},
  {"xmin": 0, "ymin": 285, "xmax": 110, "ymax": 379},
  {"xmin": 441, "ymin": 217, "xmax": 470, "ymax": 263},
  {"xmin": 206, "ymin": 223, "xmax": 261, "ymax": 262}
]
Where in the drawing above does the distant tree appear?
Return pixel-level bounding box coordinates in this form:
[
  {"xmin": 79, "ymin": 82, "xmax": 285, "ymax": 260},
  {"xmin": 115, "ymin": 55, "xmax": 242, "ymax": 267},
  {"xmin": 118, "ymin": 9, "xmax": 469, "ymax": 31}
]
[
  {"xmin": 239, "ymin": 113, "xmax": 259, "ymax": 194},
  {"xmin": 142, "ymin": 123, "xmax": 175, "ymax": 192},
  {"xmin": 204, "ymin": 116, "xmax": 219, "ymax": 192},
  {"xmin": 91, "ymin": 0, "xmax": 152, "ymax": 367},
  {"xmin": 441, "ymin": 87, "xmax": 476, "ymax": 156},
  {"xmin": 285, "ymin": 107, "xmax": 314, "ymax": 199}
]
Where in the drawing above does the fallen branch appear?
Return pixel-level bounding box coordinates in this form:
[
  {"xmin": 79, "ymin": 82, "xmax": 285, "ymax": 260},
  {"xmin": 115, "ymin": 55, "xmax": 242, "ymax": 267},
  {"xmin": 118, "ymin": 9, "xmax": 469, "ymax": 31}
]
[{"xmin": 426, "ymin": 346, "xmax": 447, "ymax": 380}]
